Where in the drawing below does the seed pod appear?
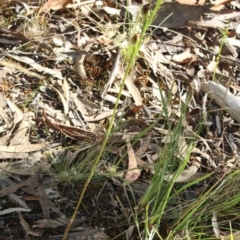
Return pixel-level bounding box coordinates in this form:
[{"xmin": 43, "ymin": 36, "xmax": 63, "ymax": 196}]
[
  {"xmin": 131, "ymin": 33, "xmax": 140, "ymax": 45},
  {"xmin": 142, "ymin": 3, "xmax": 151, "ymax": 16}
]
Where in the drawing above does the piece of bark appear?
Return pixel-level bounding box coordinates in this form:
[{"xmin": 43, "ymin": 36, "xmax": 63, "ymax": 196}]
[{"xmin": 200, "ymin": 81, "xmax": 240, "ymax": 123}]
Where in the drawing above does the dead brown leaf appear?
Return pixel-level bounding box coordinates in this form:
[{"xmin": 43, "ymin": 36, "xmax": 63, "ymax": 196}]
[
  {"xmin": 48, "ymin": 85, "xmax": 68, "ymax": 114},
  {"xmin": 0, "ymin": 143, "xmax": 47, "ymax": 153},
  {"xmin": 0, "ymin": 170, "xmax": 40, "ymax": 197},
  {"xmin": 37, "ymin": 172, "xmax": 50, "ymax": 219},
  {"xmin": 124, "ymin": 75, "xmax": 142, "ymax": 106},
  {"xmin": 102, "ymin": 47, "xmax": 121, "ymax": 97},
  {"xmin": 0, "ymin": 207, "xmax": 31, "ymax": 215},
  {"xmin": 42, "ymin": 109, "xmax": 98, "ymax": 141},
  {"xmin": 125, "ymin": 142, "xmax": 141, "ymax": 183},
  {"xmin": 135, "ymin": 134, "xmax": 151, "ymax": 157},
  {"xmin": 18, "ymin": 212, "xmax": 42, "ymax": 237},
  {"xmin": 164, "ymin": 159, "xmax": 200, "ymax": 182},
  {"xmin": 33, "ymin": 218, "xmax": 83, "ymax": 228},
  {"xmin": 73, "ymin": 94, "xmax": 96, "ymax": 131},
  {"xmin": 0, "ymin": 26, "xmax": 29, "ymax": 44},
  {"xmin": 172, "ymin": 49, "xmax": 196, "ymax": 64},
  {"xmin": 0, "ymin": 162, "xmax": 51, "ymax": 176},
  {"xmin": 10, "ymin": 112, "xmax": 34, "ymax": 145},
  {"xmin": 38, "ymin": 0, "xmax": 72, "ymax": 16}
]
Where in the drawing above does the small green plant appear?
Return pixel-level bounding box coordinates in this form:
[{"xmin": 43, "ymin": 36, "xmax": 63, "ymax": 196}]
[
  {"xmin": 212, "ymin": 27, "xmax": 229, "ymax": 82},
  {"xmin": 62, "ymin": 0, "xmax": 165, "ymax": 238}
]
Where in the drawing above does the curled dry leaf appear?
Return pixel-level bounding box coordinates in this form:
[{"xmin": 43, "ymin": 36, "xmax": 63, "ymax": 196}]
[
  {"xmin": 172, "ymin": 49, "xmax": 196, "ymax": 64},
  {"xmin": 124, "ymin": 75, "xmax": 142, "ymax": 106},
  {"xmin": 177, "ymin": 137, "xmax": 191, "ymax": 160},
  {"xmin": 10, "ymin": 112, "xmax": 34, "ymax": 145},
  {"xmin": 0, "ymin": 207, "xmax": 31, "ymax": 215},
  {"xmin": 73, "ymin": 94, "xmax": 96, "ymax": 131},
  {"xmin": 75, "ymin": 44, "xmax": 92, "ymax": 80},
  {"xmin": 48, "ymin": 86, "xmax": 69, "ymax": 115},
  {"xmin": 84, "ymin": 109, "xmax": 117, "ymax": 122},
  {"xmin": 18, "ymin": 212, "xmax": 42, "ymax": 237},
  {"xmin": 125, "ymin": 142, "xmax": 141, "ymax": 183},
  {"xmin": 164, "ymin": 160, "xmax": 200, "ymax": 182},
  {"xmin": 0, "ymin": 179, "xmax": 30, "ymax": 209},
  {"xmin": 102, "ymin": 47, "xmax": 121, "ymax": 97},
  {"xmin": 6, "ymin": 98, "xmax": 23, "ymax": 127},
  {"xmin": 37, "ymin": 102, "xmax": 68, "ymax": 122},
  {"xmin": 42, "ymin": 109, "xmax": 98, "ymax": 141},
  {"xmin": 63, "ymin": 78, "xmax": 69, "ymax": 106},
  {"xmin": 101, "ymin": 94, "xmax": 123, "ymax": 104}
]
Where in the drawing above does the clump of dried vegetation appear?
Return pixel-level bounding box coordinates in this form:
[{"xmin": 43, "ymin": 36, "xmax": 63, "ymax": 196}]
[{"xmin": 1, "ymin": 0, "xmax": 240, "ymax": 239}]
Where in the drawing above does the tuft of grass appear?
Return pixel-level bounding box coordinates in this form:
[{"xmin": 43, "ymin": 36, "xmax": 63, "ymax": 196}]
[{"xmin": 138, "ymin": 89, "xmax": 197, "ymax": 239}]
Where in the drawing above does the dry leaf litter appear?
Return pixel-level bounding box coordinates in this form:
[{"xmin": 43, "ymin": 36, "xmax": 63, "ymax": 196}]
[{"xmin": 0, "ymin": 0, "xmax": 240, "ymax": 238}]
